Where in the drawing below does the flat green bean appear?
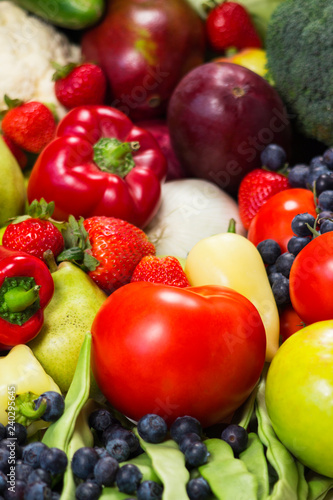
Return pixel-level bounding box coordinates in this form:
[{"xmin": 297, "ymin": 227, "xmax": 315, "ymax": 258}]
[
  {"xmin": 136, "ymin": 433, "xmax": 190, "ymax": 500},
  {"xmin": 306, "ymin": 471, "xmax": 333, "ymax": 500},
  {"xmin": 239, "ymin": 432, "xmax": 269, "ymax": 500},
  {"xmin": 296, "ymin": 461, "xmax": 309, "ymax": 500},
  {"xmin": 199, "ymin": 438, "xmax": 258, "ymax": 500},
  {"xmin": 121, "ymin": 451, "xmax": 161, "ymax": 483},
  {"xmin": 255, "ymin": 370, "xmax": 299, "ymax": 500}
]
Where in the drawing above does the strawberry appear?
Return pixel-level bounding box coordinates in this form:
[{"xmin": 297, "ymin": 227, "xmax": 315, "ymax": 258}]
[
  {"xmin": 206, "ymin": 1, "xmax": 262, "ymax": 52},
  {"xmin": 2, "ymin": 135, "xmax": 27, "ymax": 170},
  {"xmin": 53, "ymin": 62, "xmax": 107, "ymax": 109},
  {"xmin": 131, "ymin": 255, "xmax": 190, "ymax": 288},
  {"xmin": 2, "ymin": 199, "xmax": 64, "ymax": 262},
  {"xmin": 59, "ymin": 216, "xmax": 156, "ymax": 293},
  {"xmin": 238, "ymin": 169, "xmax": 291, "ymax": 230},
  {"xmin": 1, "ymin": 96, "xmax": 56, "ymax": 154}
]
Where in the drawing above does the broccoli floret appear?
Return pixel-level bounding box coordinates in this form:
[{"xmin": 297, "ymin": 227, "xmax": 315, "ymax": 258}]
[{"xmin": 266, "ymin": 0, "xmax": 333, "ymax": 146}]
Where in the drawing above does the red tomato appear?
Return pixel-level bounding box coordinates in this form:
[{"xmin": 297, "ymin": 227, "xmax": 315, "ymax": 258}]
[
  {"xmin": 289, "ymin": 231, "xmax": 333, "ymax": 325},
  {"xmin": 247, "ymin": 188, "xmax": 317, "ymax": 252},
  {"xmin": 91, "ymin": 282, "xmax": 266, "ymax": 428},
  {"xmin": 279, "ymin": 305, "xmax": 304, "ymax": 343}
]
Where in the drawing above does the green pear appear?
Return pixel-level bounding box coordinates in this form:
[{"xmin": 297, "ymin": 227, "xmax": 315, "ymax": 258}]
[
  {"xmin": 0, "ymin": 136, "xmax": 26, "ymax": 226},
  {"xmin": 28, "ymin": 261, "xmax": 107, "ymax": 393}
]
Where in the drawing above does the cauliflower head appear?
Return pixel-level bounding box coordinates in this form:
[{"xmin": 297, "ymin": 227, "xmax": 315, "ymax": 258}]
[{"xmin": 0, "ymin": 2, "xmax": 81, "ymax": 118}]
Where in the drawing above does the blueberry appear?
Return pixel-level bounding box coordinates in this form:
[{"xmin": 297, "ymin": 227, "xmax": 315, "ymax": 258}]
[
  {"xmin": 0, "ymin": 471, "xmax": 6, "ymax": 492},
  {"xmin": 34, "ymin": 392, "xmax": 65, "ymax": 422},
  {"xmin": 94, "ymin": 456, "xmax": 119, "ymax": 487},
  {"xmin": 275, "ymin": 252, "xmax": 295, "ymax": 278},
  {"xmin": 310, "ymin": 155, "xmax": 326, "ymax": 170},
  {"xmin": 323, "ymin": 148, "xmax": 333, "ymax": 169},
  {"xmin": 256, "ymin": 239, "xmax": 281, "ymax": 265},
  {"xmin": 0, "ymin": 439, "xmax": 21, "ymax": 460},
  {"xmin": 287, "ymin": 236, "xmax": 310, "ymax": 256},
  {"xmin": 22, "ymin": 442, "xmax": 48, "ymax": 469},
  {"xmin": 15, "ymin": 462, "xmax": 33, "ymax": 482},
  {"xmin": 27, "ymin": 468, "xmax": 52, "ymax": 487},
  {"xmin": 105, "ymin": 439, "xmax": 130, "ymax": 462},
  {"xmin": 116, "ymin": 464, "xmax": 143, "ymax": 494},
  {"xmin": 178, "ymin": 433, "xmax": 202, "ymax": 454},
  {"xmin": 39, "ymin": 447, "xmax": 68, "ymax": 476},
  {"xmin": 136, "ymin": 480, "xmax": 163, "ymax": 500},
  {"xmin": 71, "ymin": 447, "xmax": 99, "ymax": 480},
  {"xmin": 94, "ymin": 447, "xmax": 110, "ymax": 460},
  {"xmin": 3, "ymin": 479, "xmax": 26, "ymax": 499},
  {"xmin": 5, "ymin": 424, "xmax": 27, "ymax": 446},
  {"xmin": 314, "ymin": 173, "xmax": 333, "ymax": 195},
  {"xmin": 266, "ymin": 263, "xmax": 278, "ymax": 276},
  {"xmin": 88, "ymin": 409, "xmax": 119, "ymax": 433},
  {"xmin": 170, "ymin": 417, "xmax": 202, "ymax": 444},
  {"xmin": 271, "ymin": 275, "xmax": 290, "ymax": 306},
  {"xmin": 318, "ymin": 190, "xmax": 333, "ymax": 211},
  {"xmin": 24, "ymin": 481, "xmax": 52, "ymax": 500},
  {"xmin": 288, "ymin": 164, "xmax": 310, "ymax": 188},
  {"xmin": 186, "ymin": 477, "xmax": 212, "ymax": 500},
  {"xmin": 221, "ymin": 424, "xmax": 248, "ymax": 455},
  {"xmin": 291, "ymin": 213, "xmax": 316, "ymax": 237},
  {"xmin": 184, "ymin": 441, "xmax": 208, "ymax": 468},
  {"xmin": 268, "ymin": 272, "xmax": 284, "ymax": 286},
  {"xmin": 0, "ymin": 425, "xmax": 5, "ymax": 442},
  {"xmin": 317, "ymin": 210, "xmax": 333, "ymax": 224},
  {"xmin": 103, "ymin": 426, "xmax": 139, "ymax": 455},
  {"xmin": 307, "ymin": 164, "xmax": 329, "ymax": 187},
  {"xmin": 260, "ymin": 144, "xmax": 286, "ymax": 171},
  {"xmin": 0, "ymin": 448, "xmax": 11, "ymax": 473},
  {"xmin": 75, "ymin": 480, "xmax": 102, "ymax": 500},
  {"xmin": 137, "ymin": 415, "xmax": 168, "ymax": 444},
  {"xmin": 319, "ymin": 219, "xmax": 333, "ymax": 234}
]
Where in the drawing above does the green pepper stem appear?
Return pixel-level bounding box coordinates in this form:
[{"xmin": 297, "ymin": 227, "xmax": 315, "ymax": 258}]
[
  {"xmin": 227, "ymin": 218, "xmax": 236, "ymax": 233},
  {"xmin": 19, "ymin": 397, "xmax": 47, "ymax": 420},
  {"xmin": 93, "ymin": 137, "xmax": 140, "ymax": 178},
  {"xmin": 4, "ymin": 285, "xmax": 40, "ymax": 313}
]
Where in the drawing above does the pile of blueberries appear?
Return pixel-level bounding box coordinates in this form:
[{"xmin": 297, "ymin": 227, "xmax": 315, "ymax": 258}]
[
  {"xmin": 72, "ymin": 410, "xmax": 249, "ymax": 500},
  {"xmin": 0, "ymin": 392, "xmax": 250, "ymax": 500},
  {"xmin": 258, "ymin": 144, "xmax": 333, "ymax": 307}
]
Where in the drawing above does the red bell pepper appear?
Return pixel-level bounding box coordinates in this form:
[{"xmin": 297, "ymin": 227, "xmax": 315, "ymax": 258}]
[
  {"xmin": 0, "ymin": 247, "xmax": 54, "ymax": 350},
  {"xmin": 27, "ymin": 106, "xmax": 167, "ymax": 228}
]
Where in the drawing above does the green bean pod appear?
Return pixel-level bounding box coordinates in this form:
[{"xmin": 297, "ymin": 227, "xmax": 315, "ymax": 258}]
[
  {"xmin": 240, "ymin": 433, "xmax": 270, "ymax": 500},
  {"xmin": 199, "ymin": 438, "xmax": 258, "ymax": 500}
]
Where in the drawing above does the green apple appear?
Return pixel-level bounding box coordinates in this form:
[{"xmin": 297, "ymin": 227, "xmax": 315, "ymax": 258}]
[{"xmin": 266, "ymin": 320, "xmax": 333, "ymax": 478}]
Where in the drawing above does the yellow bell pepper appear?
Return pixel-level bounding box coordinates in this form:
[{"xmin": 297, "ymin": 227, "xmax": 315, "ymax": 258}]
[
  {"xmin": 185, "ymin": 221, "xmax": 280, "ymax": 361},
  {"xmin": 0, "ymin": 344, "xmax": 61, "ymax": 426}
]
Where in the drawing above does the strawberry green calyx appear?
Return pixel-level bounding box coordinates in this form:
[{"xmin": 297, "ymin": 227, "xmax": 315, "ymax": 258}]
[
  {"xmin": 0, "ymin": 95, "xmax": 24, "ymax": 119},
  {"xmin": 57, "ymin": 216, "xmax": 100, "ymax": 272},
  {"xmin": 51, "ymin": 62, "xmax": 79, "ymax": 81},
  {"xmin": 93, "ymin": 138, "xmax": 140, "ymax": 178},
  {"xmin": 11, "ymin": 392, "xmax": 47, "ymax": 427},
  {"xmin": 0, "ymin": 277, "xmax": 40, "ymax": 325}
]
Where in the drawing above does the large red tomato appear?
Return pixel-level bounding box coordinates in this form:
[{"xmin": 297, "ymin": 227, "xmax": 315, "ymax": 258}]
[
  {"xmin": 91, "ymin": 282, "xmax": 266, "ymax": 428},
  {"xmin": 247, "ymin": 188, "xmax": 317, "ymax": 252}
]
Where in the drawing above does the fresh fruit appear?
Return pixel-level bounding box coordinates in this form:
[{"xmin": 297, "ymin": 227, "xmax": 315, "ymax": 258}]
[
  {"xmin": 28, "ymin": 261, "xmax": 107, "ymax": 393},
  {"xmin": 2, "ymin": 200, "xmax": 64, "ymax": 262},
  {"xmin": 265, "ymin": 320, "xmax": 333, "ymax": 477},
  {"xmin": 81, "ymin": 0, "xmax": 205, "ymax": 121},
  {"xmin": 131, "ymin": 255, "xmax": 190, "ymax": 288},
  {"xmin": 279, "ymin": 305, "xmax": 303, "ymax": 343},
  {"xmin": 83, "ymin": 216, "xmax": 156, "ymax": 293},
  {"xmin": 213, "ymin": 48, "xmax": 267, "ymax": 78},
  {"xmin": 2, "ymin": 135, "xmax": 27, "ymax": 170},
  {"xmin": 238, "ymin": 168, "xmax": 290, "ymax": 230},
  {"xmin": 0, "ymin": 136, "xmax": 26, "ymax": 226},
  {"xmin": 167, "ymin": 62, "xmax": 292, "ymax": 194},
  {"xmin": 53, "ymin": 62, "xmax": 107, "ymax": 109},
  {"xmin": 247, "ymin": 188, "xmax": 317, "ymax": 252},
  {"xmin": 206, "ymin": 1, "xmax": 262, "ymax": 52},
  {"xmin": 1, "ymin": 98, "xmax": 56, "ymax": 154}
]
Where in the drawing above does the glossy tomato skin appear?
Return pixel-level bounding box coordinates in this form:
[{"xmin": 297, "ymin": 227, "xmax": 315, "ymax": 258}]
[
  {"xmin": 289, "ymin": 231, "xmax": 333, "ymax": 325},
  {"xmin": 91, "ymin": 282, "xmax": 266, "ymax": 428},
  {"xmin": 247, "ymin": 188, "xmax": 317, "ymax": 252},
  {"xmin": 279, "ymin": 305, "xmax": 304, "ymax": 343}
]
